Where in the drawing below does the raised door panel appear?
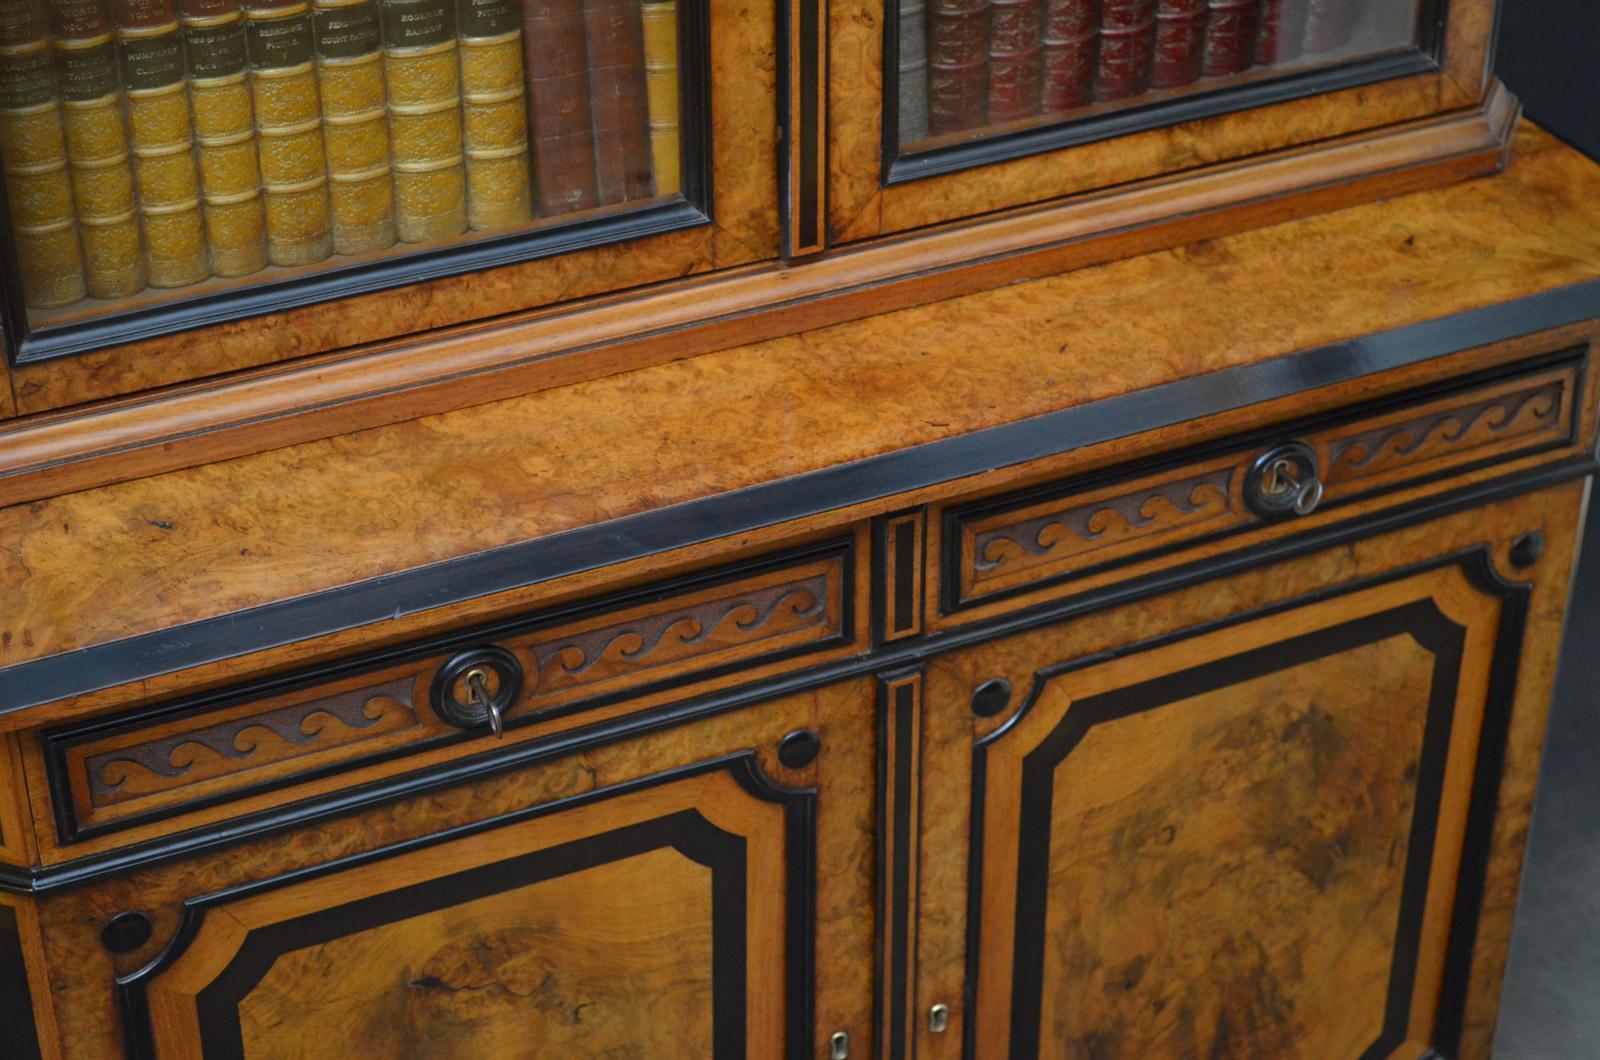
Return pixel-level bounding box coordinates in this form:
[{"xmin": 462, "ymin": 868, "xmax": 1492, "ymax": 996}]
[
  {"xmin": 78, "ymin": 677, "xmax": 879, "ymax": 1059},
  {"xmin": 912, "ymin": 483, "xmax": 1585, "ymax": 1060}
]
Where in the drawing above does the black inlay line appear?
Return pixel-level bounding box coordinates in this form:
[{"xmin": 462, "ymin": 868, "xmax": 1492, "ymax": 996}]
[
  {"xmin": 2, "ymin": 461, "xmax": 1583, "ymax": 898},
  {"xmin": 892, "ymin": 520, "xmax": 917, "ymax": 633},
  {"xmin": 1002, "ymin": 601, "xmax": 1466, "ymax": 1057},
  {"xmin": 795, "ymin": 0, "xmax": 820, "ymax": 251},
  {"xmin": 3, "ymin": 279, "xmax": 1594, "ymax": 716},
  {"xmin": 41, "ymin": 536, "xmax": 854, "ymax": 846},
  {"xmin": 888, "ymin": 678, "xmax": 916, "ymax": 1060},
  {"xmin": 119, "ymin": 752, "xmax": 812, "ymax": 1060}
]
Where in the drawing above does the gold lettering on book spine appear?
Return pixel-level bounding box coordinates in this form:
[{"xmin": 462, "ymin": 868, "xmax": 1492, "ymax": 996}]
[
  {"xmin": 640, "ymin": 0, "xmax": 678, "ymax": 196},
  {"xmin": 382, "ymin": 0, "xmax": 464, "ymax": 242},
  {"xmin": 315, "ymin": 0, "xmax": 395, "ymax": 252}
]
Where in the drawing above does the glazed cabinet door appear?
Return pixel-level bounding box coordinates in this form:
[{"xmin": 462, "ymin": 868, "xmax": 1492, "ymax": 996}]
[
  {"xmin": 44, "ymin": 678, "xmax": 877, "ymax": 1059},
  {"xmin": 909, "ymin": 482, "xmax": 1586, "ymax": 1060}
]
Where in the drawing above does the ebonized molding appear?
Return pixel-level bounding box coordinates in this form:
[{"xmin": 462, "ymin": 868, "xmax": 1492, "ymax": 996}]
[
  {"xmin": 1, "ymin": 280, "xmax": 1596, "ymax": 719},
  {"xmin": 0, "ymin": 457, "xmax": 1585, "ymax": 896}
]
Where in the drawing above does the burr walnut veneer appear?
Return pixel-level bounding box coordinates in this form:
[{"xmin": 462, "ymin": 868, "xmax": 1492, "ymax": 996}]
[{"xmin": 0, "ymin": 45, "xmax": 1598, "ymax": 1060}]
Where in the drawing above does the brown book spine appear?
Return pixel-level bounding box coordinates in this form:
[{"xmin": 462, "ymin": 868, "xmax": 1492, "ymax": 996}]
[
  {"xmin": 582, "ymin": 0, "xmax": 651, "ymax": 204},
  {"xmin": 925, "ymin": 0, "xmax": 987, "ymax": 134},
  {"xmin": 52, "ymin": 0, "xmax": 146, "ymax": 298},
  {"xmin": 458, "ymin": 0, "xmax": 530, "ymax": 228},
  {"xmin": 117, "ymin": 0, "xmax": 211, "ymax": 287},
  {"xmin": 315, "ymin": 0, "xmax": 396, "ymax": 252},
  {"xmin": 1301, "ymin": 0, "xmax": 1353, "ymax": 53},
  {"xmin": 986, "ymin": 0, "xmax": 1041, "ymax": 125},
  {"xmin": 1253, "ymin": 0, "xmax": 1305, "ymax": 64},
  {"xmin": 1039, "ymin": 0, "xmax": 1094, "ymax": 112},
  {"xmin": 1094, "ymin": 0, "xmax": 1152, "ymax": 101},
  {"xmin": 247, "ymin": 0, "xmax": 332, "ymax": 264},
  {"xmin": 0, "ymin": 0, "xmax": 87, "ymax": 307},
  {"xmin": 639, "ymin": 0, "xmax": 675, "ymax": 195},
  {"xmin": 185, "ymin": 0, "xmax": 268, "ymax": 275},
  {"xmin": 1200, "ymin": 0, "xmax": 1255, "ymax": 76},
  {"xmin": 523, "ymin": 0, "xmax": 596, "ymax": 215},
  {"xmin": 381, "ymin": 0, "xmax": 465, "ymax": 241},
  {"xmin": 1150, "ymin": 0, "xmax": 1204, "ymax": 88}
]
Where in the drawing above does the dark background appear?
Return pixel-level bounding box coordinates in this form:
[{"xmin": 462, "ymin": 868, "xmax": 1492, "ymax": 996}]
[{"xmin": 1490, "ymin": 2, "xmax": 1600, "ymax": 1054}]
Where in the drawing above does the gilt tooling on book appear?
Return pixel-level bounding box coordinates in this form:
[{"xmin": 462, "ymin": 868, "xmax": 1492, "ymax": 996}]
[{"xmin": 0, "ymin": 0, "xmax": 681, "ymax": 312}]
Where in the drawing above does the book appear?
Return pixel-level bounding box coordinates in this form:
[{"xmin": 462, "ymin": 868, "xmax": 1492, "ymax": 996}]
[
  {"xmin": 458, "ymin": 0, "xmax": 531, "ymax": 229},
  {"xmin": 184, "ymin": 0, "xmax": 269, "ymax": 276},
  {"xmin": 1302, "ymin": 0, "xmax": 1354, "ymax": 54},
  {"xmin": 896, "ymin": 0, "xmax": 928, "ymax": 142},
  {"xmin": 523, "ymin": 0, "xmax": 597, "ymax": 215},
  {"xmin": 986, "ymin": 0, "xmax": 1041, "ymax": 125},
  {"xmin": 51, "ymin": 0, "xmax": 146, "ymax": 297},
  {"xmin": 1039, "ymin": 0, "xmax": 1094, "ymax": 112},
  {"xmin": 638, "ymin": 0, "xmax": 675, "ymax": 194},
  {"xmin": 1200, "ymin": 0, "xmax": 1256, "ymax": 77},
  {"xmin": 583, "ymin": 0, "xmax": 651, "ymax": 204},
  {"xmin": 381, "ymin": 0, "xmax": 466, "ymax": 241},
  {"xmin": 1254, "ymin": 0, "xmax": 1305, "ymax": 65},
  {"xmin": 1151, "ymin": 0, "xmax": 1206, "ymax": 89},
  {"xmin": 314, "ymin": 0, "xmax": 397, "ymax": 252},
  {"xmin": 246, "ymin": 0, "xmax": 333, "ymax": 264},
  {"xmin": 1096, "ymin": 0, "xmax": 1154, "ymax": 101},
  {"xmin": 0, "ymin": 0, "xmax": 87, "ymax": 307},
  {"xmin": 116, "ymin": 0, "xmax": 211, "ymax": 287},
  {"xmin": 926, "ymin": 0, "xmax": 987, "ymax": 134}
]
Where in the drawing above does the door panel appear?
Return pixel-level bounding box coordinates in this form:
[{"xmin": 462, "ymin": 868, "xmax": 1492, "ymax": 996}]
[{"xmin": 915, "ymin": 484, "xmax": 1584, "ymax": 1060}]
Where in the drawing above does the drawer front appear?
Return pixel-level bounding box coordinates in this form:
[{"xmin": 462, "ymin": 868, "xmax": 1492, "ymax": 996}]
[
  {"xmin": 943, "ymin": 350, "xmax": 1585, "ymax": 614},
  {"xmin": 43, "ymin": 535, "xmax": 862, "ymax": 844}
]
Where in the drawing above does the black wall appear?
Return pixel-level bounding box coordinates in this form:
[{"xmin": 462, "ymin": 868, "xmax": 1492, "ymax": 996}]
[{"xmin": 1496, "ymin": 1, "xmax": 1600, "ymax": 157}]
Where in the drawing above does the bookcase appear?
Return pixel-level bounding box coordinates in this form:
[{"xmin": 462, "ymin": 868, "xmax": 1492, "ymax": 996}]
[{"xmin": 0, "ymin": 0, "xmax": 1598, "ymax": 1057}]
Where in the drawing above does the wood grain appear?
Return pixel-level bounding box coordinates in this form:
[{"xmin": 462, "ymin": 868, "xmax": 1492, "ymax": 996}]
[
  {"xmin": 4, "ymin": 124, "xmax": 1598, "ymax": 701},
  {"xmin": 918, "ymin": 481, "xmax": 1587, "ymax": 1060},
  {"xmin": 29, "ymin": 677, "xmax": 876, "ymax": 1059},
  {"xmin": 0, "ymin": 91, "xmax": 1523, "ymax": 511}
]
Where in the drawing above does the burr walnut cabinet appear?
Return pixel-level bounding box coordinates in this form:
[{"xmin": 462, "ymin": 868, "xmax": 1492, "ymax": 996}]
[{"xmin": 0, "ymin": 0, "xmax": 1598, "ymax": 1056}]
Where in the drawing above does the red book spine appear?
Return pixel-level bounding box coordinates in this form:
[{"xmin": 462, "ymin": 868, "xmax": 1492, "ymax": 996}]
[
  {"xmin": 1301, "ymin": 0, "xmax": 1353, "ymax": 53},
  {"xmin": 1254, "ymin": 0, "xmax": 1305, "ymax": 63},
  {"xmin": 1039, "ymin": 0, "xmax": 1094, "ymax": 111},
  {"xmin": 986, "ymin": 0, "xmax": 1041, "ymax": 124},
  {"xmin": 1094, "ymin": 0, "xmax": 1152, "ymax": 101},
  {"xmin": 583, "ymin": 0, "xmax": 652, "ymax": 204},
  {"xmin": 1150, "ymin": 0, "xmax": 1203, "ymax": 88},
  {"xmin": 926, "ymin": 0, "xmax": 988, "ymax": 134},
  {"xmin": 1200, "ymin": 0, "xmax": 1255, "ymax": 77},
  {"xmin": 525, "ymin": 0, "xmax": 599, "ymax": 215}
]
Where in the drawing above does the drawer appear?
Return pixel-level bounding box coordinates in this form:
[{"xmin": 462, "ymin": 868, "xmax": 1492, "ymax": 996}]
[
  {"xmin": 40, "ymin": 534, "xmax": 863, "ymax": 847},
  {"xmin": 941, "ymin": 348, "xmax": 1587, "ymax": 615}
]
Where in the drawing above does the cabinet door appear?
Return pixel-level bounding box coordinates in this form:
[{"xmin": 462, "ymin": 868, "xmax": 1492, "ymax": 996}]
[
  {"xmin": 90, "ymin": 678, "xmax": 876, "ymax": 1059},
  {"xmin": 911, "ymin": 482, "xmax": 1584, "ymax": 1059}
]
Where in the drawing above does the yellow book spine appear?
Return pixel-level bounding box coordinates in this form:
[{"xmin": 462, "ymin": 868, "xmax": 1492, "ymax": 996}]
[
  {"xmin": 185, "ymin": 6, "xmax": 267, "ymax": 275},
  {"xmin": 457, "ymin": 0, "xmax": 527, "ymax": 231},
  {"xmin": 640, "ymin": 0, "xmax": 678, "ymax": 197},
  {"xmin": 246, "ymin": 0, "xmax": 332, "ymax": 265},
  {"xmin": 53, "ymin": 12, "xmax": 146, "ymax": 300},
  {"xmin": 118, "ymin": 15, "xmax": 211, "ymax": 288},
  {"xmin": 314, "ymin": 0, "xmax": 394, "ymax": 253},
  {"xmin": 0, "ymin": 24, "xmax": 88, "ymax": 309},
  {"xmin": 381, "ymin": 0, "xmax": 464, "ymax": 243}
]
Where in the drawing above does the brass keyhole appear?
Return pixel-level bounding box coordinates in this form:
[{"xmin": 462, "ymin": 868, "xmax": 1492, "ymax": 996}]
[{"xmin": 460, "ymin": 666, "xmax": 505, "ymax": 738}]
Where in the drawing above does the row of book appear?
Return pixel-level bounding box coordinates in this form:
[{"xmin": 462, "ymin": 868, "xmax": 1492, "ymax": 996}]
[
  {"xmin": 0, "ymin": 0, "xmax": 682, "ymax": 312},
  {"xmin": 900, "ymin": 0, "xmax": 1370, "ymax": 141}
]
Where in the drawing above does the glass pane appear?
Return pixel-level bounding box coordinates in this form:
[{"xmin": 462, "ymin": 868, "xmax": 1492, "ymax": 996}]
[
  {"xmin": 0, "ymin": 0, "xmax": 687, "ymax": 327},
  {"xmin": 897, "ymin": 0, "xmax": 1425, "ymax": 149}
]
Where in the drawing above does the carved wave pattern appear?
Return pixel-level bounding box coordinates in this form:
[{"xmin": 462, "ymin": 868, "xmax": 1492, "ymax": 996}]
[
  {"xmin": 973, "ymin": 467, "xmax": 1237, "ymax": 575},
  {"xmin": 86, "ymin": 676, "xmax": 419, "ymax": 802},
  {"xmin": 529, "ymin": 575, "xmax": 832, "ymax": 693},
  {"xmin": 1324, "ymin": 382, "xmax": 1564, "ymax": 481}
]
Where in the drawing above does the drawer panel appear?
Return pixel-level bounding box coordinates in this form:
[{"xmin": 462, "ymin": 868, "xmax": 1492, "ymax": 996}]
[
  {"xmin": 945, "ymin": 350, "xmax": 1584, "ymax": 612},
  {"xmin": 43, "ymin": 536, "xmax": 860, "ymax": 844}
]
